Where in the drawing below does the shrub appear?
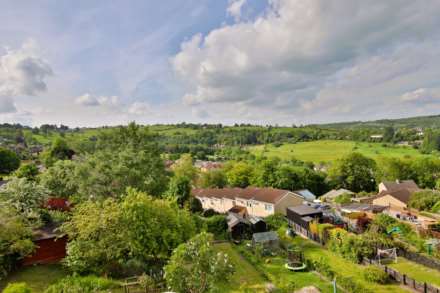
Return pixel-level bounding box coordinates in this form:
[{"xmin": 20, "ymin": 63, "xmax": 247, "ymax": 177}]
[
  {"xmin": 202, "ymin": 209, "xmax": 218, "ymax": 217},
  {"xmin": 317, "ymin": 223, "xmax": 334, "ymax": 240},
  {"xmin": 337, "ymin": 275, "xmax": 372, "ymax": 293},
  {"xmin": 265, "ymin": 213, "xmax": 287, "ymax": 230},
  {"xmin": 3, "ymin": 283, "xmax": 32, "ymax": 293},
  {"xmin": 311, "ymin": 257, "xmax": 334, "ymax": 279},
  {"xmin": 334, "ymin": 193, "xmax": 353, "ymax": 204},
  {"xmin": 363, "ymin": 266, "xmax": 389, "ymax": 284},
  {"xmin": 44, "ymin": 276, "xmax": 119, "ymax": 293},
  {"xmin": 205, "ymin": 215, "xmax": 228, "ymax": 239}
]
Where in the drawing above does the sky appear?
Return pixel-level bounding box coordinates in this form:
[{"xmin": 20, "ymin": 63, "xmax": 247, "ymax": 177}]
[{"xmin": 1, "ymin": 0, "xmax": 440, "ymax": 127}]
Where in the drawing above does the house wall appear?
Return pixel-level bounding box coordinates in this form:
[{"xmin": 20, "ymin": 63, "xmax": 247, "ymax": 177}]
[
  {"xmin": 378, "ymin": 183, "xmax": 387, "ymax": 193},
  {"xmin": 373, "ymin": 195, "xmax": 407, "ymax": 209},
  {"xmin": 248, "ymin": 200, "xmax": 274, "ymax": 218},
  {"xmin": 198, "ymin": 197, "xmax": 223, "ymax": 213},
  {"xmin": 274, "ymin": 193, "xmax": 304, "ymax": 215}
]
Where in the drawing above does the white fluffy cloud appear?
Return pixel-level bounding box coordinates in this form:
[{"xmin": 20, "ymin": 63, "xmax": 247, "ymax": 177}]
[
  {"xmin": 401, "ymin": 88, "xmax": 440, "ymax": 104},
  {"xmin": 227, "ymin": 0, "xmax": 247, "ymax": 21},
  {"xmin": 0, "ymin": 40, "xmax": 52, "ymax": 97},
  {"xmin": 173, "ymin": 0, "xmax": 440, "ymax": 123},
  {"xmin": 127, "ymin": 102, "xmax": 151, "ymax": 115},
  {"xmin": 75, "ymin": 93, "xmax": 120, "ymax": 107}
]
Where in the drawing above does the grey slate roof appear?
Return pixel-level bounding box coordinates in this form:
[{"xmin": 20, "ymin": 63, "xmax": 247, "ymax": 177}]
[
  {"xmin": 287, "ymin": 204, "xmax": 321, "ymax": 216},
  {"xmin": 252, "ymin": 231, "xmax": 278, "ymax": 243}
]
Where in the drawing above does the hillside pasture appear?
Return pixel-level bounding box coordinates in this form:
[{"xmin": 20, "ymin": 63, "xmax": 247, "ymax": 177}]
[{"xmin": 249, "ymin": 140, "xmax": 428, "ymax": 163}]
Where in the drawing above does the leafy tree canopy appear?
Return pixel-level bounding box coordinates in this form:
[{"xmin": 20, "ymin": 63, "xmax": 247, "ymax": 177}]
[
  {"xmin": 164, "ymin": 232, "xmax": 234, "ymax": 293},
  {"xmin": 328, "ymin": 152, "xmax": 377, "ymax": 192},
  {"xmin": 0, "ymin": 147, "xmax": 20, "ymax": 175}
]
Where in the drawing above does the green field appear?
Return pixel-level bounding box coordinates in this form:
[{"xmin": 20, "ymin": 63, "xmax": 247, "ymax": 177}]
[
  {"xmin": 389, "ymin": 257, "xmax": 440, "ymax": 287},
  {"xmin": 249, "ymin": 140, "xmax": 429, "ymax": 163}
]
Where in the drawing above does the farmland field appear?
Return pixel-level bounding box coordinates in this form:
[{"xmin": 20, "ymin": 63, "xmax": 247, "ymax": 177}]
[{"xmin": 249, "ymin": 140, "xmax": 429, "ymax": 163}]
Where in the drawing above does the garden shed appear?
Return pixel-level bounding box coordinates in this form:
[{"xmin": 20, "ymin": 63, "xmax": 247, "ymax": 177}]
[{"xmin": 252, "ymin": 231, "xmax": 279, "ymax": 250}]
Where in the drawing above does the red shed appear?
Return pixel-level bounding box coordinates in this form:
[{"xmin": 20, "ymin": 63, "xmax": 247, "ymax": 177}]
[{"xmin": 22, "ymin": 224, "xmax": 67, "ymax": 266}]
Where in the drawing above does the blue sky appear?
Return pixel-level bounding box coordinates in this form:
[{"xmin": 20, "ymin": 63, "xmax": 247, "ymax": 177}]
[{"xmin": 1, "ymin": 1, "xmax": 440, "ymax": 126}]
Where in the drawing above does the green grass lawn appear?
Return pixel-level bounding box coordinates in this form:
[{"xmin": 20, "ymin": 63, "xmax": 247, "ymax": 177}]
[
  {"xmin": 249, "ymin": 140, "xmax": 427, "ymax": 163},
  {"xmin": 261, "ymin": 256, "xmax": 334, "ymax": 292},
  {"xmin": 215, "ymin": 242, "xmax": 334, "ymax": 292},
  {"xmin": 214, "ymin": 243, "xmax": 267, "ymax": 292},
  {"xmin": 289, "ymin": 237, "xmax": 410, "ymax": 293},
  {"xmin": 389, "ymin": 257, "xmax": 440, "ymax": 287},
  {"xmin": 0, "ymin": 264, "xmax": 68, "ymax": 292}
]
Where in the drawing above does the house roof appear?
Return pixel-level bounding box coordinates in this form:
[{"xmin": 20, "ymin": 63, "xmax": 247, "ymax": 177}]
[
  {"xmin": 341, "ymin": 203, "xmax": 387, "ymax": 213},
  {"xmin": 192, "ymin": 188, "xmax": 241, "ymax": 200},
  {"xmin": 246, "ymin": 187, "xmax": 291, "ymax": 203},
  {"xmin": 287, "ymin": 204, "xmax": 322, "ymax": 216},
  {"xmin": 33, "ymin": 223, "xmax": 64, "ymax": 241},
  {"xmin": 193, "ymin": 187, "xmax": 300, "ymax": 204},
  {"xmin": 293, "ymin": 189, "xmax": 316, "ymax": 201},
  {"xmin": 252, "ymin": 231, "xmax": 278, "ymax": 243},
  {"xmin": 227, "ymin": 213, "xmax": 249, "ymax": 228},
  {"xmin": 228, "ymin": 205, "xmax": 248, "ymax": 215},
  {"xmin": 321, "ymin": 188, "xmax": 354, "ymax": 199},
  {"xmin": 381, "ymin": 180, "xmax": 420, "ymax": 193},
  {"xmin": 378, "ymin": 189, "xmax": 413, "ymax": 204}
]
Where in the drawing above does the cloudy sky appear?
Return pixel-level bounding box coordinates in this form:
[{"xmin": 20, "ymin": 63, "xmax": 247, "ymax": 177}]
[{"xmin": 1, "ymin": 0, "xmax": 440, "ymax": 127}]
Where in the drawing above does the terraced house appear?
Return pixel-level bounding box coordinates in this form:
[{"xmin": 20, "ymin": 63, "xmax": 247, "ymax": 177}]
[{"xmin": 192, "ymin": 187, "xmax": 315, "ymax": 218}]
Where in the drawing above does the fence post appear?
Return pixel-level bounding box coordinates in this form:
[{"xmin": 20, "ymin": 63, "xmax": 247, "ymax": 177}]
[
  {"xmin": 403, "ymin": 274, "xmax": 406, "ymax": 285},
  {"xmin": 424, "ymin": 282, "xmax": 427, "ymax": 293},
  {"xmin": 413, "ymin": 279, "xmax": 416, "ymax": 289},
  {"xmin": 385, "ymin": 266, "xmax": 388, "ymax": 273}
]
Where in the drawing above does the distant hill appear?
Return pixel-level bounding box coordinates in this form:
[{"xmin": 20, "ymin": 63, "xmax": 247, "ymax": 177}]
[{"xmin": 314, "ymin": 114, "xmax": 440, "ymax": 129}]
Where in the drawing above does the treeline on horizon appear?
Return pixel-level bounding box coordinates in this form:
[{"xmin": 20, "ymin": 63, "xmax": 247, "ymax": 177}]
[{"xmin": 2, "ymin": 112, "xmax": 440, "ymax": 161}]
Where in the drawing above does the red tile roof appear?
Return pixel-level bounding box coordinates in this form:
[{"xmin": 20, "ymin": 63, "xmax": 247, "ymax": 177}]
[{"xmin": 193, "ymin": 187, "xmax": 295, "ymax": 204}]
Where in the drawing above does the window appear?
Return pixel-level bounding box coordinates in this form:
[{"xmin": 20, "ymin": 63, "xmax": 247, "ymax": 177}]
[
  {"xmin": 247, "ymin": 201, "xmax": 252, "ymax": 207},
  {"xmin": 265, "ymin": 204, "xmax": 273, "ymax": 211}
]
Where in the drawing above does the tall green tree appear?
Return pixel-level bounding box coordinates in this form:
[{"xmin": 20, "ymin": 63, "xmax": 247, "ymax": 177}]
[
  {"xmin": 41, "ymin": 138, "xmax": 75, "ymax": 167},
  {"xmin": 166, "ymin": 175, "xmax": 192, "ymax": 208},
  {"xmin": 328, "ymin": 152, "xmax": 377, "ymax": 192},
  {"xmin": 14, "ymin": 163, "xmax": 39, "ymax": 181},
  {"xmin": 63, "ymin": 189, "xmax": 195, "ymax": 276},
  {"xmin": 164, "ymin": 232, "xmax": 234, "ymax": 293},
  {"xmin": 199, "ymin": 169, "xmax": 227, "ymax": 188},
  {"xmin": 40, "ymin": 160, "xmax": 78, "ymax": 198},
  {"xmin": 421, "ymin": 129, "xmax": 440, "ymax": 153},
  {"xmin": 0, "ymin": 147, "xmax": 20, "ymax": 175},
  {"xmin": 172, "ymin": 154, "xmax": 198, "ymax": 181},
  {"xmin": 382, "ymin": 126, "xmax": 395, "ymax": 143},
  {"xmin": 0, "ymin": 206, "xmax": 35, "ymax": 279},
  {"xmin": 74, "ymin": 146, "xmax": 168, "ymax": 201},
  {"xmin": 225, "ymin": 162, "xmax": 253, "ymax": 188},
  {"xmin": 0, "ymin": 178, "xmax": 49, "ymax": 224}
]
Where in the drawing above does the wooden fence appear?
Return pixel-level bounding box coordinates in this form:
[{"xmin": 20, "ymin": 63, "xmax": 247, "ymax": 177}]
[
  {"xmin": 121, "ymin": 276, "xmax": 165, "ymax": 293},
  {"xmin": 363, "ymin": 258, "xmax": 440, "ymax": 293}
]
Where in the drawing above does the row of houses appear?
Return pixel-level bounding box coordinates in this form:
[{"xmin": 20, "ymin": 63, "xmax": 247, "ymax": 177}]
[{"xmin": 193, "ymin": 187, "xmax": 316, "ymax": 218}]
